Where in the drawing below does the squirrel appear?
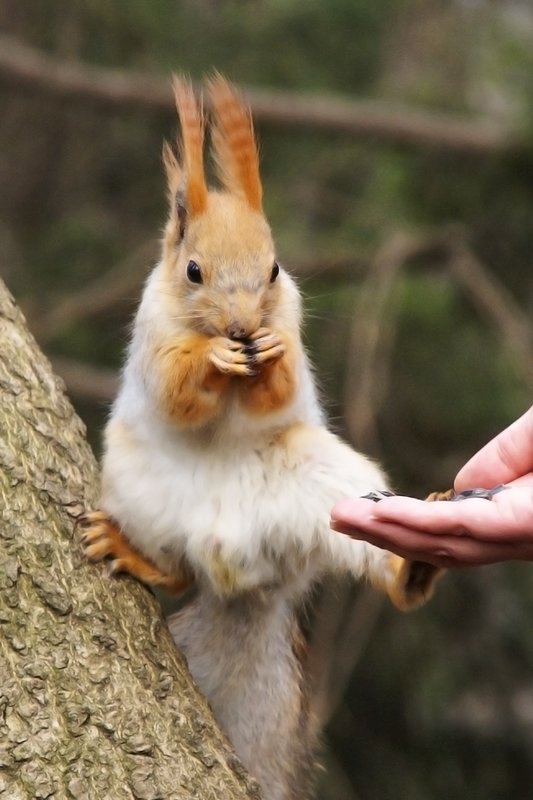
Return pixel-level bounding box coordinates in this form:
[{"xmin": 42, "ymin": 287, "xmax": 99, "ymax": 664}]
[{"xmin": 82, "ymin": 75, "xmax": 442, "ymax": 800}]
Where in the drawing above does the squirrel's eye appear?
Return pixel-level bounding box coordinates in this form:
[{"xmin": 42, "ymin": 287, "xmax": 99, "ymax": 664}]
[
  {"xmin": 186, "ymin": 260, "xmax": 203, "ymax": 284},
  {"xmin": 270, "ymin": 262, "xmax": 280, "ymax": 283}
]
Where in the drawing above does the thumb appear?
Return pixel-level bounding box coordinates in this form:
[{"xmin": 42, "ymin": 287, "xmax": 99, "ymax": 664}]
[{"xmin": 455, "ymin": 406, "xmax": 533, "ymax": 491}]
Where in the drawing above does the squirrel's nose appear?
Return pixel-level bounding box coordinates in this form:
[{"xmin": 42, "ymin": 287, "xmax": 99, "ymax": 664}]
[{"xmin": 227, "ymin": 322, "xmax": 250, "ymax": 340}]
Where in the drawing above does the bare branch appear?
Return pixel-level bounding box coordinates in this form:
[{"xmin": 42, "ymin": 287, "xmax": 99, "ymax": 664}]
[
  {"xmin": 343, "ymin": 231, "xmax": 418, "ymax": 453},
  {"xmin": 248, "ymin": 90, "xmax": 511, "ymax": 155},
  {"xmin": 341, "ymin": 225, "xmax": 533, "ymax": 453},
  {"xmin": 30, "ymin": 240, "xmax": 156, "ymax": 342},
  {"xmin": 448, "ymin": 240, "xmax": 533, "ymax": 389},
  {"xmin": 0, "ymin": 34, "xmax": 513, "ymax": 154},
  {"xmin": 0, "ymin": 34, "xmax": 172, "ymax": 109}
]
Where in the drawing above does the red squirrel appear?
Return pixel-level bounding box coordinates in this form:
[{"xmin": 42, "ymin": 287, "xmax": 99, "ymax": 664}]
[{"xmin": 82, "ymin": 76, "xmax": 441, "ymax": 799}]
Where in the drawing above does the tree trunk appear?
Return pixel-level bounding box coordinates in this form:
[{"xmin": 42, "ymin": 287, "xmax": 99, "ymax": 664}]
[{"xmin": 0, "ymin": 278, "xmax": 259, "ymax": 799}]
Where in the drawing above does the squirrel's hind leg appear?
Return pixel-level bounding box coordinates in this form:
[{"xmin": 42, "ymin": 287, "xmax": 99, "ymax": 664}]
[
  {"xmin": 386, "ymin": 556, "xmax": 443, "ymax": 611},
  {"xmin": 381, "ymin": 489, "xmax": 451, "ymax": 610},
  {"xmin": 80, "ymin": 511, "xmax": 191, "ymax": 593}
]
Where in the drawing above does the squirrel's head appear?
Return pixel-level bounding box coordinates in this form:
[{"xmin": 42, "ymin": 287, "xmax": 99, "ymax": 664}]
[{"xmin": 162, "ymin": 75, "xmax": 281, "ymax": 339}]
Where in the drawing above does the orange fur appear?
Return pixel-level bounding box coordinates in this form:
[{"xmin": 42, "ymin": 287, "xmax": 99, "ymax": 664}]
[
  {"xmin": 239, "ymin": 338, "xmax": 297, "ymax": 415},
  {"xmin": 387, "ymin": 555, "xmax": 442, "ymax": 611},
  {"xmin": 159, "ymin": 80, "xmax": 293, "ymax": 421},
  {"xmin": 375, "ymin": 488, "xmax": 451, "ymax": 608},
  {"xmin": 207, "ymin": 74, "xmax": 263, "ymax": 211},
  {"xmin": 82, "ymin": 512, "xmax": 192, "ymax": 593},
  {"xmin": 156, "ymin": 334, "xmax": 230, "ymax": 426},
  {"xmin": 172, "ymin": 77, "xmax": 208, "ymax": 217},
  {"xmin": 425, "ymin": 488, "xmax": 456, "ymax": 502}
]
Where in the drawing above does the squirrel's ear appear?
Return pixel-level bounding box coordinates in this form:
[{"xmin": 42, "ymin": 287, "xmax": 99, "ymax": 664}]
[
  {"xmin": 175, "ymin": 190, "xmax": 187, "ymax": 241},
  {"xmin": 207, "ymin": 74, "xmax": 263, "ymax": 211},
  {"xmin": 162, "ymin": 142, "xmax": 187, "ymax": 242},
  {"xmin": 172, "ymin": 76, "xmax": 208, "ymax": 219},
  {"xmin": 162, "ymin": 140, "xmax": 181, "ymax": 197}
]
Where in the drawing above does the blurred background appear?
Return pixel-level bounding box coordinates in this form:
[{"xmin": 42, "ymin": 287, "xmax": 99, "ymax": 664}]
[{"xmin": 1, "ymin": 1, "xmax": 533, "ymax": 797}]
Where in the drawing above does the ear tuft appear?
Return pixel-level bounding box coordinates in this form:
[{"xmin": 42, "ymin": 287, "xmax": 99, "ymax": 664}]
[
  {"xmin": 207, "ymin": 73, "xmax": 263, "ymax": 211},
  {"xmin": 172, "ymin": 75, "xmax": 208, "ymax": 218},
  {"xmin": 175, "ymin": 190, "xmax": 187, "ymax": 240},
  {"xmin": 162, "ymin": 140, "xmax": 181, "ymax": 200}
]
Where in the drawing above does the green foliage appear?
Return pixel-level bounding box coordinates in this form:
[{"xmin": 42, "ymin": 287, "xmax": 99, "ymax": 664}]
[
  {"xmin": 303, "ymin": 272, "xmax": 529, "ymax": 497},
  {"xmin": 25, "ymin": 213, "xmax": 121, "ymax": 293},
  {"xmin": 385, "ymin": 274, "xmax": 528, "ymax": 489},
  {"xmin": 335, "ymin": 564, "xmax": 533, "ymax": 800}
]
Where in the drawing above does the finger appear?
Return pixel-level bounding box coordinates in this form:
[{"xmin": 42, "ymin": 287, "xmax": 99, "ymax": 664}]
[
  {"xmin": 330, "ymin": 519, "xmax": 425, "ymax": 561},
  {"xmin": 368, "ymin": 491, "xmax": 533, "ymax": 541},
  {"xmin": 331, "ymin": 492, "xmax": 532, "ymax": 541},
  {"xmin": 209, "ymin": 353, "xmax": 254, "ymax": 376},
  {"xmin": 79, "ymin": 510, "xmax": 107, "ymax": 527},
  {"xmin": 211, "ymin": 348, "xmax": 249, "ymax": 365},
  {"xmin": 80, "ymin": 523, "xmax": 109, "ymax": 545},
  {"xmin": 331, "ymin": 519, "xmax": 533, "ymax": 567},
  {"xmin": 211, "ymin": 337, "xmax": 246, "ymax": 353},
  {"xmin": 85, "ymin": 538, "xmax": 113, "ymax": 560},
  {"xmin": 249, "ymin": 327, "xmax": 271, "ymax": 341},
  {"xmin": 253, "ymin": 344, "xmax": 286, "ymax": 364},
  {"xmin": 331, "ymin": 497, "xmax": 379, "ymax": 528},
  {"xmin": 225, "ymin": 339, "xmax": 246, "ymax": 351},
  {"xmin": 252, "ymin": 335, "xmax": 282, "ymax": 353},
  {"xmin": 216, "ymin": 336, "xmax": 245, "ymax": 352},
  {"xmin": 455, "ymin": 406, "xmax": 533, "ymax": 490},
  {"xmin": 507, "ymin": 472, "xmax": 533, "ymax": 488}
]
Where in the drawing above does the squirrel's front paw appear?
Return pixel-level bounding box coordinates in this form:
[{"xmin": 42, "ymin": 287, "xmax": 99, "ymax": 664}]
[
  {"xmin": 387, "ymin": 555, "xmax": 443, "ymax": 611},
  {"xmin": 80, "ymin": 511, "xmax": 190, "ymax": 593},
  {"xmin": 209, "ymin": 337, "xmax": 254, "ymax": 376},
  {"xmin": 247, "ymin": 327, "xmax": 286, "ymax": 366}
]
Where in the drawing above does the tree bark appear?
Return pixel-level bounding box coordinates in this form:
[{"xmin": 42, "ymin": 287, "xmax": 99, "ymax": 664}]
[{"xmin": 0, "ymin": 277, "xmax": 259, "ymax": 799}]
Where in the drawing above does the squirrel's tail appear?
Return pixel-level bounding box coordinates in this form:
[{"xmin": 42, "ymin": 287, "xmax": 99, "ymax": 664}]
[{"xmin": 168, "ymin": 589, "xmax": 318, "ymax": 800}]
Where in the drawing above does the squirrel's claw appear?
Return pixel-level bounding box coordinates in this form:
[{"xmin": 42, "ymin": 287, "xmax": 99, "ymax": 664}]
[
  {"xmin": 79, "ymin": 509, "xmax": 108, "ymax": 528},
  {"xmin": 210, "ymin": 352, "xmax": 255, "ymax": 376},
  {"xmin": 253, "ymin": 343, "xmax": 286, "ymax": 365},
  {"xmin": 80, "ymin": 510, "xmax": 191, "ymax": 594},
  {"xmin": 81, "ymin": 513, "xmax": 121, "ymax": 560},
  {"xmin": 248, "ymin": 329, "xmax": 286, "ymax": 365},
  {"xmin": 209, "ymin": 338, "xmax": 255, "ymax": 376}
]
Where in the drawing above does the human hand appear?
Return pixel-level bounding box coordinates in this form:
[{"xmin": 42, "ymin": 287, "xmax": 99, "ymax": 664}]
[
  {"xmin": 331, "ymin": 487, "xmax": 533, "ymax": 567},
  {"xmin": 330, "ymin": 406, "xmax": 533, "ymax": 568}
]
